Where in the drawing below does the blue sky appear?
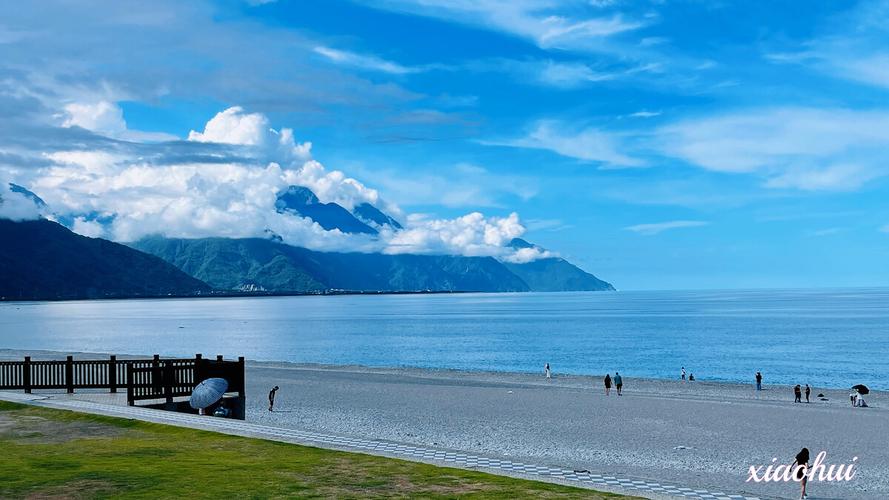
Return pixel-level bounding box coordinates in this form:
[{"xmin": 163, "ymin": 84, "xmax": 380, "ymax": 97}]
[{"xmin": 1, "ymin": 0, "xmax": 889, "ymax": 289}]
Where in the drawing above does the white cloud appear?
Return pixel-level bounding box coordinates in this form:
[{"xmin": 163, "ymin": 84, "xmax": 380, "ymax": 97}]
[
  {"xmin": 9, "ymin": 106, "xmax": 551, "ymax": 261},
  {"xmin": 62, "ymin": 101, "xmax": 126, "ymax": 136},
  {"xmin": 624, "ymin": 220, "xmax": 708, "ymax": 235},
  {"xmin": 764, "ymin": 1, "xmax": 889, "ymax": 91},
  {"xmin": 313, "ymin": 46, "xmax": 422, "ymax": 75},
  {"xmin": 362, "ymin": 1, "xmax": 644, "ymax": 51},
  {"xmin": 188, "ymin": 106, "xmax": 312, "ymax": 163},
  {"xmin": 187, "ymin": 106, "xmax": 271, "ymax": 146},
  {"xmin": 501, "ymin": 245, "xmax": 555, "ymax": 263},
  {"xmin": 487, "ymin": 120, "xmax": 643, "ymax": 167},
  {"xmin": 385, "ymin": 212, "xmax": 526, "ymax": 257},
  {"xmin": 658, "ymin": 107, "xmax": 889, "ymax": 190},
  {"xmin": 629, "ymin": 110, "xmax": 660, "ymax": 118},
  {"xmin": 283, "ymin": 160, "xmax": 382, "ymax": 211},
  {"xmin": 0, "ymin": 182, "xmax": 44, "ymax": 221},
  {"xmin": 525, "ymin": 218, "xmax": 572, "ymax": 232},
  {"xmin": 71, "ymin": 217, "xmax": 106, "ymax": 238},
  {"xmin": 536, "ymin": 60, "xmax": 616, "ymax": 87},
  {"xmin": 61, "ymin": 100, "xmax": 177, "ymax": 142},
  {"xmin": 764, "ymin": 164, "xmax": 879, "ymax": 192}
]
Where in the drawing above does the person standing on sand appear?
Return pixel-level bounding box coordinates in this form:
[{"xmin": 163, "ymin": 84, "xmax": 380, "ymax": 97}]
[
  {"xmin": 755, "ymin": 371, "xmax": 762, "ymax": 391},
  {"xmin": 805, "ymin": 384, "xmax": 811, "ymax": 403},
  {"xmin": 794, "ymin": 384, "xmax": 802, "ymax": 403},
  {"xmin": 545, "ymin": 363, "xmax": 551, "ymax": 379},
  {"xmin": 793, "ymin": 447, "xmax": 810, "ymax": 499},
  {"xmin": 268, "ymin": 385, "xmax": 279, "ymax": 412},
  {"xmin": 604, "ymin": 373, "xmax": 612, "ymax": 395},
  {"xmin": 614, "ymin": 372, "xmax": 623, "ymax": 396},
  {"xmin": 681, "ymin": 367, "xmax": 686, "ymax": 381}
]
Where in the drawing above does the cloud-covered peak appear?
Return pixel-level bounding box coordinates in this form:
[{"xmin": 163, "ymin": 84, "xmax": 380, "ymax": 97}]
[
  {"xmin": 5, "ymin": 104, "xmax": 545, "ymax": 263},
  {"xmin": 0, "ymin": 181, "xmax": 46, "ymax": 221}
]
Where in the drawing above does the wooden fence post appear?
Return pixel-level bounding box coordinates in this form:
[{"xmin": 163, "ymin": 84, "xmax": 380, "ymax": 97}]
[
  {"xmin": 109, "ymin": 355, "xmax": 117, "ymax": 393},
  {"xmin": 126, "ymin": 364, "xmax": 134, "ymax": 406},
  {"xmin": 195, "ymin": 353, "xmax": 203, "ymax": 384},
  {"xmin": 65, "ymin": 355, "xmax": 74, "ymax": 394},
  {"xmin": 23, "ymin": 356, "xmax": 31, "ymax": 394},
  {"xmin": 238, "ymin": 356, "xmax": 245, "ymax": 397},
  {"xmin": 152, "ymin": 354, "xmax": 160, "ymax": 393},
  {"xmin": 163, "ymin": 361, "xmax": 174, "ymax": 403}
]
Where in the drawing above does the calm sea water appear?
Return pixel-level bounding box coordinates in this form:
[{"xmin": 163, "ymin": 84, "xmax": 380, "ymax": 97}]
[{"xmin": 1, "ymin": 289, "xmax": 888, "ymax": 389}]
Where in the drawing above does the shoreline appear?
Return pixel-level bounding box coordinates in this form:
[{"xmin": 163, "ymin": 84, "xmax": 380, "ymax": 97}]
[
  {"xmin": 0, "ymin": 288, "xmax": 490, "ymax": 304},
  {"xmin": 1, "ymin": 348, "xmax": 883, "ymax": 395}
]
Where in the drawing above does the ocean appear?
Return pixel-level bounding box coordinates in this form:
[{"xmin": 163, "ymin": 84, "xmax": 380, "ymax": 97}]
[{"xmin": 1, "ymin": 288, "xmax": 887, "ymax": 389}]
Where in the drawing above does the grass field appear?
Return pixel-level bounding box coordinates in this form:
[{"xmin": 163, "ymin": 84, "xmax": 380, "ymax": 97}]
[{"xmin": 0, "ymin": 401, "xmax": 635, "ymax": 499}]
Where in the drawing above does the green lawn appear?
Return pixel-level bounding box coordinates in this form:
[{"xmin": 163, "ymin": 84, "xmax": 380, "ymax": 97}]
[{"xmin": 0, "ymin": 401, "xmax": 635, "ymax": 499}]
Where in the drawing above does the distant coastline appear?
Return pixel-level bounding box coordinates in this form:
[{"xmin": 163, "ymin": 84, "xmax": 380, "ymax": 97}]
[{"xmin": 0, "ymin": 288, "xmax": 615, "ymax": 303}]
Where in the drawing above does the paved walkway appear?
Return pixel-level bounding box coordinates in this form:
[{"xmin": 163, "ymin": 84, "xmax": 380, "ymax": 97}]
[{"xmin": 1, "ymin": 391, "xmax": 763, "ymax": 500}]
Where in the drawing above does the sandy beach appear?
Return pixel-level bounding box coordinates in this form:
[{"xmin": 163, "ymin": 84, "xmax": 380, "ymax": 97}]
[{"xmin": 2, "ymin": 349, "xmax": 884, "ymax": 499}]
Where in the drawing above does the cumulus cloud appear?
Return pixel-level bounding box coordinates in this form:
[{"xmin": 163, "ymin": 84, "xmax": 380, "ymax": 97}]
[
  {"xmin": 624, "ymin": 220, "xmax": 708, "ymax": 236},
  {"xmin": 7, "ymin": 105, "xmax": 545, "ymax": 261},
  {"xmin": 188, "ymin": 106, "xmax": 313, "ymax": 163},
  {"xmin": 385, "ymin": 212, "xmax": 525, "ymax": 257},
  {"xmin": 501, "ymin": 245, "xmax": 555, "ymax": 264},
  {"xmin": 61, "ymin": 100, "xmax": 177, "ymax": 142}
]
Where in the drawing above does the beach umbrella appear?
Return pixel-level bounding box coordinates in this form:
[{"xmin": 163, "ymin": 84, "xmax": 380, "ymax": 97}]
[
  {"xmin": 852, "ymin": 384, "xmax": 870, "ymax": 395},
  {"xmin": 189, "ymin": 378, "xmax": 228, "ymax": 409}
]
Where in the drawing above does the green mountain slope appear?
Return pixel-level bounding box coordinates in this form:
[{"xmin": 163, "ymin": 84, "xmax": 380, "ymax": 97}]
[
  {"xmin": 132, "ymin": 237, "xmax": 530, "ymax": 293},
  {"xmin": 0, "ymin": 219, "xmax": 212, "ymax": 300}
]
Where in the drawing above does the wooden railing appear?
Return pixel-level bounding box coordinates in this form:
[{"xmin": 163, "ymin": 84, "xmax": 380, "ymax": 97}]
[
  {"xmin": 125, "ymin": 354, "xmax": 245, "ymax": 405},
  {"xmin": 0, "ymin": 355, "xmax": 126, "ymax": 393},
  {"xmin": 0, "ymin": 354, "xmax": 245, "ymax": 406}
]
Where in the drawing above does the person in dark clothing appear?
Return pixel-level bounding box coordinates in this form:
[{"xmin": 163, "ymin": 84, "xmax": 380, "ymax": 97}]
[
  {"xmin": 268, "ymin": 386, "xmax": 279, "ymax": 411},
  {"xmin": 604, "ymin": 374, "xmax": 612, "ymax": 396},
  {"xmin": 805, "ymin": 384, "xmax": 811, "ymax": 403},
  {"xmin": 793, "ymin": 447, "xmax": 810, "ymax": 499},
  {"xmin": 755, "ymin": 371, "xmax": 762, "ymax": 391},
  {"xmin": 794, "ymin": 384, "xmax": 802, "ymax": 403}
]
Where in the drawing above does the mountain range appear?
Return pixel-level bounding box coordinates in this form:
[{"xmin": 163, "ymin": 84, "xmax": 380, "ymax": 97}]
[{"xmin": 0, "ymin": 183, "xmax": 613, "ymax": 300}]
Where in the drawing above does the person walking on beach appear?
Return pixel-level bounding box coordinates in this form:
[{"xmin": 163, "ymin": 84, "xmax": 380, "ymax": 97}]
[
  {"xmin": 793, "ymin": 447, "xmax": 810, "ymax": 499},
  {"xmin": 805, "ymin": 384, "xmax": 811, "ymax": 403},
  {"xmin": 268, "ymin": 386, "xmax": 279, "ymax": 412},
  {"xmin": 755, "ymin": 371, "xmax": 762, "ymax": 391},
  {"xmin": 614, "ymin": 372, "xmax": 623, "ymax": 396},
  {"xmin": 604, "ymin": 373, "xmax": 612, "ymax": 395},
  {"xmin": 794, "ymin": 384, "xmax": 802, "ymax": 403},
  {"xmin": 681, "ymin": 367, "xmax": 686, "ymax": 381},
  {"xmin": 544, "ymin": 363, "xmax": 551, "ymax": 379}
]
